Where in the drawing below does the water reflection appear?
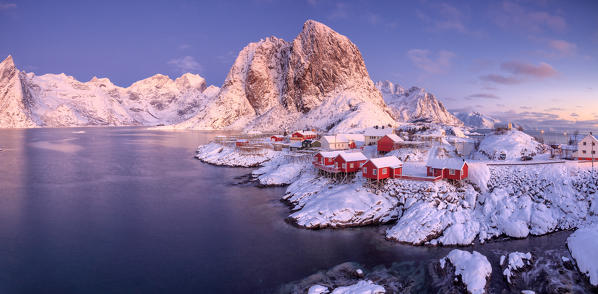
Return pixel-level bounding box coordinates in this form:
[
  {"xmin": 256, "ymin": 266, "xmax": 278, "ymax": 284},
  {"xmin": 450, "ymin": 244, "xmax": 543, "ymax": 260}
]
[{"xmin": 0, "ymin": 128, "xmax": 590, "ymax": 293}]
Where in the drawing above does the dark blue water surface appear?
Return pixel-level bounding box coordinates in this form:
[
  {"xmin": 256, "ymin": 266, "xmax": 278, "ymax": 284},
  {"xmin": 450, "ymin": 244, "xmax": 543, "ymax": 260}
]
[{"xmin": 0, "ymin": 128, "xmax": 584, "ymax": 293}]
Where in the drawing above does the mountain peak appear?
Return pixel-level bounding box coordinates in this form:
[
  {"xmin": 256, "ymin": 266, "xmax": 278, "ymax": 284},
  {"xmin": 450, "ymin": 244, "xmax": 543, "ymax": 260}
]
[{"xmin": 1, "ymin": 55, "xmax": 15, "ymax": 69}]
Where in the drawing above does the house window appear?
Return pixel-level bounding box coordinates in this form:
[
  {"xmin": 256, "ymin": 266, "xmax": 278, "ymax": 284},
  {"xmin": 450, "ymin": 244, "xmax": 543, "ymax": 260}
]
[
  {"xmin": 593, "ymin": 151, "xmax": 596, "ymax": 154},
  {"xmin": 342, "ymin": 163, "xmax": 346, "ymax": 169},
  {"xmin": 382, "ymin": 168, "xmax": 387, "ymax": 174},
  {"xmin": 349, "ymin": 163, "xmax": 354, "ymax": 168},
  {"xmin": 583, "ymin": 150, "xmax": 587, "ymax": 154},
  {"xmin": 584, "ymin": 142, "xmax": 587, "ymax": 146},
  {"xmin": 373, "ymin": 169, "xmax": 377, "ymax": 175},
  {"xmin": 449, "ymin": 169, "xmax": 455, "ymax": 175},
  {"xmin": 363, "ymin": 167, "xmax": 367, "ymax": 173}
]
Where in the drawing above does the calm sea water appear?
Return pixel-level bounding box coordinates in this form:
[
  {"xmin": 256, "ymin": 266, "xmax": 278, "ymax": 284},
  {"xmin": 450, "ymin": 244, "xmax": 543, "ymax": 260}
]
[{"xmin": 0, "ymin": 128, "xmax": 588, "ymax": 293}]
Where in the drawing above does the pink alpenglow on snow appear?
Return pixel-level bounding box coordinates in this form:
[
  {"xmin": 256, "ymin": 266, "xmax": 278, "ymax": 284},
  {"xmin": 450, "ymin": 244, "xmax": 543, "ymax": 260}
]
[{"xmin": 334, "ymin": 152, "xmax": 368, "ymax": 173}]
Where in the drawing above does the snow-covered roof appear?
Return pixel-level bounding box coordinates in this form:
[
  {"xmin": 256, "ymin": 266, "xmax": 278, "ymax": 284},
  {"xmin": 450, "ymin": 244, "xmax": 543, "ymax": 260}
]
[
  {"xmin": 426, "ymin": 158, "xmax": 467, "ymax": 170},
  {"xmin": 289, "ymin": 141, "xmax": 302, "ymax": 147},
  {"xmin": 368, "ymin": 156, "xmax": 402, "ymax": 168},
  {"xmin": 322, "ymin": 134, "xmax": 365, "ymax": 144},
  {"xmin": 322, "ymin": 135, "xmax": 348, "ymax": 143},
  {"xmin": 337, "ymin": 152, "xmax": 367, "ymax": 162},
  {"xmin": 271, "ymin": 135, "xmax": 284, "ymax": 138},
  {"xmin": 384, "ymin": 133, "xmax": 403, "ymax": 142},
  {"xmin": 236, "ymin": 139, "xmax": 248, "ymax": 142},
  {"xmin": 317, "ymin": 151, "xmax": 345, "ymax": 158},
  {"xmin": 294, "ymin": 130, "xmax": 317, "ymax": 136},
  {"xmin": 364, "ymin": 127, "xmax": 393, "ymax": 136},
  {"xmin": 581, "ymin": 134, "xmax": 598, "ymax": 143}
]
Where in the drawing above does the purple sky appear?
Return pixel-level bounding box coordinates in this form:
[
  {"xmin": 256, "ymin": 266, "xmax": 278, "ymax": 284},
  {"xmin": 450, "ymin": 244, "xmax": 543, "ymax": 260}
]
[{"xmin": 1, "ymin": 0, "xmax": 597, "ymax": 130}]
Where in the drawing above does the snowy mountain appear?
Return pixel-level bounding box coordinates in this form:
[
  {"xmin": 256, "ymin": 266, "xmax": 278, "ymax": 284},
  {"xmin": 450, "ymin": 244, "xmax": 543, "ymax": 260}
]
[
  {"xmin": 454, "ymin": 111, "xmax": 497, "ymax": 129},
  {"xmin": 375, "ymin": 80, "xmax": 462, "ymax": 126},
  {"xmin": 0, "ymin": 55, "xmax": 218, "ymax": 128},
  {"xmin": 171, "ymin": 20, "xmax": 396, "ymax": 132}
]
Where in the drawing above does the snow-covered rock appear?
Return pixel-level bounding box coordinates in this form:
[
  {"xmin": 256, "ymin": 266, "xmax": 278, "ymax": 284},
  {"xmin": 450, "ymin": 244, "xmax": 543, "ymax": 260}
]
[
  {"xmin": 440, "ymin": 250, "xmax": 491, "ymax": 294},
  {"xmin": 376, "ymin": 80, "xmax": 462, "ymax": 126},
  {"xmin": 308, "ymin": 284, "xmax": 330, "ymax": 294},
  {"xmin": 500, "ymin": 252, "xmax": 533, "ymax": 284},
  {"xmin": 287, "ymin": 177, "xmax": 399, "ymax": 229},
  {"xmin": 477, "ymin": 130, "xmax": 543, "ymax": 160},
  {"xmin": 171, "ymin": 20, "xmax": 396, "ymax": 132},
  {"xmin": 454, "ymin": 111, "xmax": 497, "ymax": 129},
  {"xmin": 567, "ymin": 224, "xmax": 598, "ymax": 286},
  {"xmin": 0, "ymin": 55, "xmax": 218, "ymax": 128},
  {"xmin": 195, "ymin": 142, "xmax": 276, "ymax": 167},
  {"xmin": 328, "ymin": 280, "xmax": 385, "ymax": 294}
]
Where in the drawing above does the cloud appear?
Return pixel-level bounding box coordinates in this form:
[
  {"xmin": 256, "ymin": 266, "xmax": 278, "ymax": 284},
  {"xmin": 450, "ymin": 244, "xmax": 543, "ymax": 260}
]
[
  {"xmin": 491, "ymin": 110, "xmax": 598, "ymax": 131},
  {"xmin": 167, "ymin": 56, "xmax": 201, "ymax": 73},
  {"xmin": 178, "ymin": 44, "xmax": 191, "ymax": 50},
  {"xmin": 480, "ymin": 60, "xmax": 558, "ymax": 85},
  {"xmin": 544, "ymin": 107, "xmax": 563, "ymax": 112},
  {"xmin": 0, "ymin": 2, "xmax": 16, "ymax": 10},
  {"xmin": 407, "ymin": 49, "xmax": 455, "ymax": 74},
  {"xmin": 479, "ymin": 74, "xmax": 523, "ymax": 84},
  {"xmin": 500, "ymin": 61, "xmax": 557, "ymax": 77},
  {"xmin": 548, "ymin": 39, "xmax": 577, "ymax": 56},
  {"xmin": 416, "ymin": 2, "xmax": 484, "ymax": 36},
  {"xmin": 465, "ymin": 93, "xmax": 500, "ymax": 100},
  {"xmin": 493, "ymin": 1, "xmax": 566, "ymax": 33},
  {"xmin": 520, "ymin": 106, "xmax": 532, "ymax": 110},
  {"xmin": 570, "ymin": 113, "xmax": 580, "ymax": 117}
]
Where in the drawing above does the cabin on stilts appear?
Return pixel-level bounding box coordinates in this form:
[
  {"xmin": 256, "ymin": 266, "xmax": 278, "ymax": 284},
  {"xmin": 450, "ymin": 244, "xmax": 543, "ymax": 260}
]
[{"xmin": 361, "ymin": 156, "xmax": 403, "ymax": 188}]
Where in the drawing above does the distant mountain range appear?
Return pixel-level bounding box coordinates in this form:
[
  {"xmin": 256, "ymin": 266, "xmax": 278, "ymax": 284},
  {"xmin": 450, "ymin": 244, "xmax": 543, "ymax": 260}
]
[
  {"xmin": 454, "ymin": 111, "xmax": 498, "ymax": 129},
  {"xmin": 1, "ymin": 20, "xmax": 470, "ymax": 131}
]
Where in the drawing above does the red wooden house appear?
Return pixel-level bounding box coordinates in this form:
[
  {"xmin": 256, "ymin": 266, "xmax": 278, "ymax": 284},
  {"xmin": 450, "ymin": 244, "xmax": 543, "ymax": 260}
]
[
  {"xmin": 314, "ymin": 151, "xmax": 344, "ymax": 166},
  {"xmin": 235, "ymin": 139, "xmax": 249, "ymax": 147},
  {"xmin": 270, "ymin": 135, "xmax": 284, "ymax": 142},
  {"xmin": 377, "ymin": 134, "xmax": 403, "ymax": 153},
  {"xmin": 362, "ymin": 156, "xmax": 403, "ymax": 180},
  {"xmin": 291, "ymin": 130, "xmax": 317, "ymax": 141},
  {"xmin": 426, "ymin": 158, "xmax": 468, "ymax": 180},
  {"xmin": 334, "ymin": 152, "xmax": 368, "ymax": 173}
]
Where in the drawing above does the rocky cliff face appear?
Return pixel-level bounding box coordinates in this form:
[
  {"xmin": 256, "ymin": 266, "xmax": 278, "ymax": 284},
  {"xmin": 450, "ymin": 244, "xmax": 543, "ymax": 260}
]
[
  {"xmin": 0, "ymin": 55, "xmax": 216, "ymax": 128},
  {"xmin": 0, "ymin": 56, "xmax": 37, "ymax": 128},
  {"xmin": 376, "ymin": 80, "xmax": 463, "ymax": 126},
  {"xmin": 173, "ymin": 20, "xmax": 396, "ymax": 132}
]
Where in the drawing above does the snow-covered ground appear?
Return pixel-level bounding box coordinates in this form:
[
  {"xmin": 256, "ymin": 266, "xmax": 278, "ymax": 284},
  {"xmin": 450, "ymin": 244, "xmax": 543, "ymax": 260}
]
[
  {"xmin": 439, "ymin": 250, "xmax": 491, "ymax": 294},
  {"xmin": 476, "ymin": 130, "xmax": 544, "ymax": 160},
  {"xmin": 195, "ymin": 142, "xmax": 276, "ymax": 167},
  {"xmin": 567, "ymin": 223, "xmax": 598, "ymax": 286}
]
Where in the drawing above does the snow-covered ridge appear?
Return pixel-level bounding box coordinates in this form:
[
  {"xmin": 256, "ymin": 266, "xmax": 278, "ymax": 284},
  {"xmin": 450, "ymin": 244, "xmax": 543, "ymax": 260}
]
[
  {"xmin": 375, "ymin": 80, "xmax": 463, "ymax": 126},
  {"xmin": 0, "ymin": 55, "xmax": 219, "ymax": 128},
  {"xmin": 454, "ymin": 111, "xmax": 497, "ymax": 129}
]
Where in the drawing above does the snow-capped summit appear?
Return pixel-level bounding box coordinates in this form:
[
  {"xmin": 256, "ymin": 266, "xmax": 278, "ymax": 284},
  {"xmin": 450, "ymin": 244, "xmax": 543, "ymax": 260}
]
[
  {"xmin": 173, "ymin": 19, "xmax": 395, "ymax": 132},
  {"xmin": 0, "ymin": 55, "xmax": 217, "ymax": 127},
  {"xmin": 454, "ymin": 111, "xmax": 497, "ymax": 129},
  {"xmin": 376, "ymin": 80, "xmax": 462, "ymax": 126}
]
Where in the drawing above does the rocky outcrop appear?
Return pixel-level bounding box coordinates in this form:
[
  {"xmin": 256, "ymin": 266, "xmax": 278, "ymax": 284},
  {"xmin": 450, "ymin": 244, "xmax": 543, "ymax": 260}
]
[
  {"xmin": 0, "ymin": 55, "xmax": 37, "ymax": 128},
  {"xmin": 174, "ymin": 20, "xmax": 396, "ymax": 132},
  {"xmin": 376, "ymin": 80, "xmax": 462, "ymax": 126},
  {"xmin": 454, "ymin": 111, "xmax": 497, "ymax": 129}
]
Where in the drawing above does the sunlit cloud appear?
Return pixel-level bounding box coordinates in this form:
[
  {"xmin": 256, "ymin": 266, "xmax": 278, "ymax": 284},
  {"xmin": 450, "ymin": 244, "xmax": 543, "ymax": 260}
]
[
  {"xmin": 548, "ymin": 39, "xmax": 577, "ymax": 56},
  {"xmin": 501, "ymin": 61, "xmax": 557, "ymax": 77},
  {"xmin": 407, "ymin": 49, "xmax": 455, "ymax": 74}
]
